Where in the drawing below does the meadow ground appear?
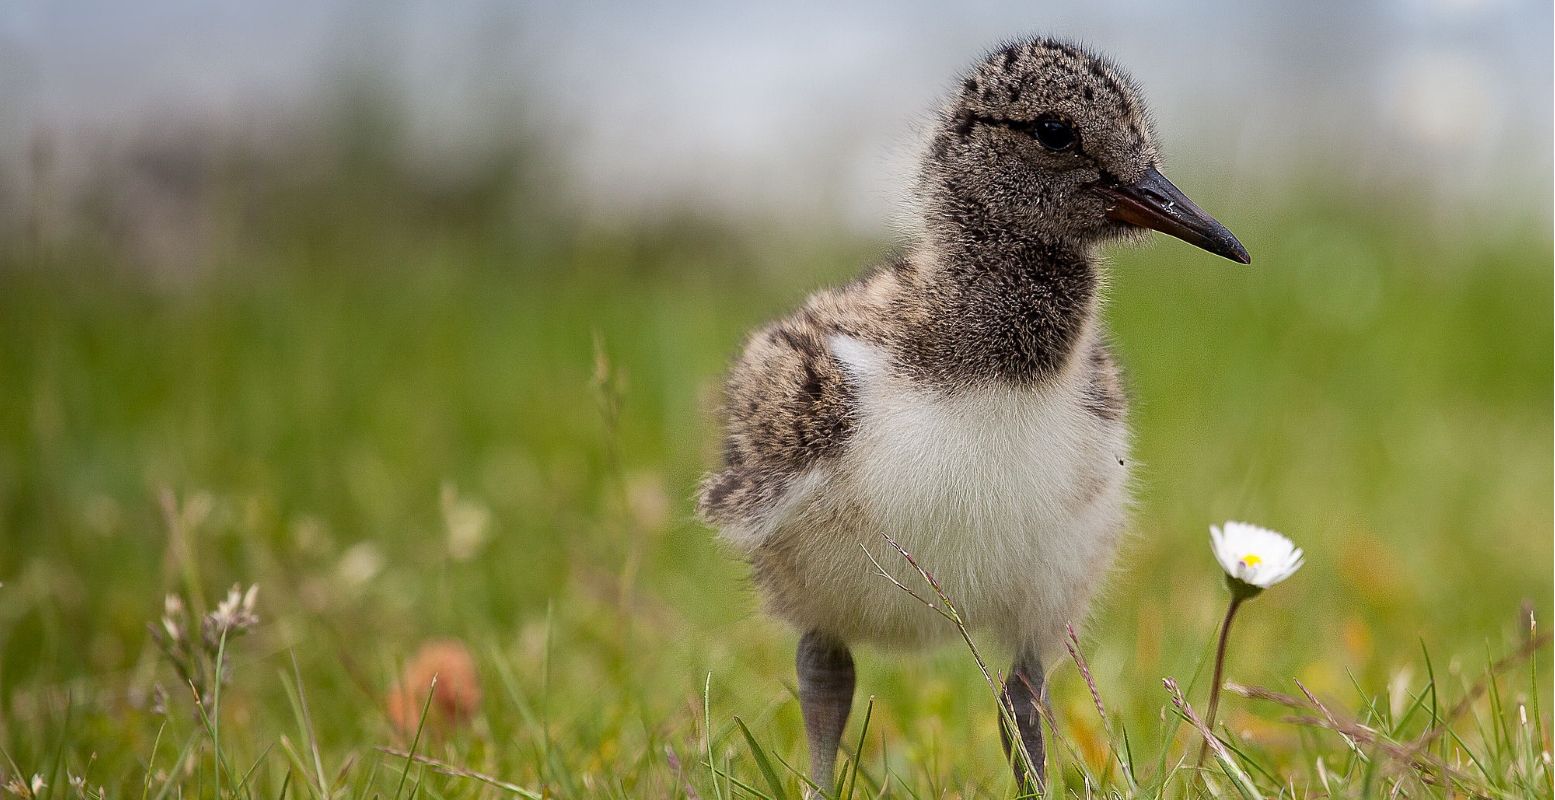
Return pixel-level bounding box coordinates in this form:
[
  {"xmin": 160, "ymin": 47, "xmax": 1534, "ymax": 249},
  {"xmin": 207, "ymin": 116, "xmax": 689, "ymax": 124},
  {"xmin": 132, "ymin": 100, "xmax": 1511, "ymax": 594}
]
[{"xmin": 0, "ymin": 145, "xmax": 1550, "ymax": 798}]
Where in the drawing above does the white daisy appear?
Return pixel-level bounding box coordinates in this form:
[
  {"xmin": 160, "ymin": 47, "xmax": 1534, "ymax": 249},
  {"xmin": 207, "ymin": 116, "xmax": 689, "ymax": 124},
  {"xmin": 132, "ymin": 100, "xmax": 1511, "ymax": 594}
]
[{"xmin": 1210, "ymin": 521, "xmax": 1303, "ymax": 595}]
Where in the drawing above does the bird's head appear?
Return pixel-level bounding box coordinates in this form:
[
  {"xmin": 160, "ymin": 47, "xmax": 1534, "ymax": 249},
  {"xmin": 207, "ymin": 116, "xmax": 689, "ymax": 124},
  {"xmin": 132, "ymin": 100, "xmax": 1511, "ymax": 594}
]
[{"xmin": 920, "ymin": 37, "xmax": 1249, "ymax": 264}]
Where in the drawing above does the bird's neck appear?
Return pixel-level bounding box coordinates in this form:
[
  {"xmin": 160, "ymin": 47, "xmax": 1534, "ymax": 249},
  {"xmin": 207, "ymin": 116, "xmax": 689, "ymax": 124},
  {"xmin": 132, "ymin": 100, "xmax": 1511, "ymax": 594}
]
[{"xmin": 901, "ymin": 217, "xmax": 1100, "ymax": 387}]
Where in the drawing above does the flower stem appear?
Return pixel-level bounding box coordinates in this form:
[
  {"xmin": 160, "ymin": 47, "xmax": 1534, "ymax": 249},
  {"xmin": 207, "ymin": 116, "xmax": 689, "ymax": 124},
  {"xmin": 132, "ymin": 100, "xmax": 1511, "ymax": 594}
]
[{"xmin": 1196, "ymin": 595, "xmax": 1244, "ymax": 767}]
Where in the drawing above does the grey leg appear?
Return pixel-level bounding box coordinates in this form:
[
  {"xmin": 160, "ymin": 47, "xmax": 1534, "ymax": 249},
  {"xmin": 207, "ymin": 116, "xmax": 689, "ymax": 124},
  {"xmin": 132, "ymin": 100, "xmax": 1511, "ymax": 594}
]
[
  {"xmin": 797, "ymin": 630, "xmax": 855, "ymax": 793},
  {"xmin": 999, "ymin": 652, "xmax": 1047, "ymax": 794}
]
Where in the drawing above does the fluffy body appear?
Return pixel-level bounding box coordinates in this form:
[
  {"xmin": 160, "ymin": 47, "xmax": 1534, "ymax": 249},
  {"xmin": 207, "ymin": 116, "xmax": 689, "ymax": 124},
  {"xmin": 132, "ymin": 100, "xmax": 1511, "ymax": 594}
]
[
  {"xmin": 696, "ymin": 35, "xmax": 1244, "ymax": 790},
  {"xmin": 699, "ymin": 37, "xmax": 1153, "ymax": 661},
  {"xmin": 777, "ymin": 332, "xmax": 1128, "ymax": 652},
  {"xmin": 699, "ymin": 255, "xmax": 1131, "ymax": 657}
]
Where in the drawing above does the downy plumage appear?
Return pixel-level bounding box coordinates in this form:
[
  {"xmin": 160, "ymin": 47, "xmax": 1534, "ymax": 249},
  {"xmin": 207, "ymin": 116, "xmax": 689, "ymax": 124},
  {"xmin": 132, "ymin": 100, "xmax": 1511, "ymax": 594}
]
[{"xmin": 699, "ymin": 36, "xmax": 1249, "ymax": 791}]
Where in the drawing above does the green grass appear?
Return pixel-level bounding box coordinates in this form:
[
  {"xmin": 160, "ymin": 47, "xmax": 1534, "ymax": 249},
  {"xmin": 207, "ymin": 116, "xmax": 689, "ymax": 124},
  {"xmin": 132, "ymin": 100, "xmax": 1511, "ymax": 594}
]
[{"xmin": 0, "ymin": 164, "xmax": 1549, "ymax": 797}]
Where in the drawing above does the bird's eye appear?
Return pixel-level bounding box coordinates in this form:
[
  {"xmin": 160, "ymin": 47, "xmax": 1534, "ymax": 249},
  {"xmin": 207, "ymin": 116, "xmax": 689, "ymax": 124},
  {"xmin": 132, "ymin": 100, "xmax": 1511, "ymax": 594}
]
[{"xmin": 1033, "ymin": 118, "xmax": 1076, "ymax": 151}]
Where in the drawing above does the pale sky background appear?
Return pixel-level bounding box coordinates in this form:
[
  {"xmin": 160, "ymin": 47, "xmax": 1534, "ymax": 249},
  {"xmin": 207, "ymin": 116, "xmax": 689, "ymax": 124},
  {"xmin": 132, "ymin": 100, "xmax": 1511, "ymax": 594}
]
[{"xmin": 1, "ymin": 0, "xmax": 1549, "ymax": 233}]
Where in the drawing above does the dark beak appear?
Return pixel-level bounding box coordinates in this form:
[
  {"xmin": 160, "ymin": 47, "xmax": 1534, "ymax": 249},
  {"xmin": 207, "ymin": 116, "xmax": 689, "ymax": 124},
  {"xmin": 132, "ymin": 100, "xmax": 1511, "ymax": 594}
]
[{"xmin": 1094, "ymin": 166, "xmax": 1250, "ymax": 264}]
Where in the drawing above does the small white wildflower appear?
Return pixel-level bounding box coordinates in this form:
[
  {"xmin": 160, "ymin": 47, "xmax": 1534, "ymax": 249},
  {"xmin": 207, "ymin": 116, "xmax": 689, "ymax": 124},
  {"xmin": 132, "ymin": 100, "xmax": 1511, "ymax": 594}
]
[
  {"xmin": 30, "ymin": 775, "xmax": 45, "ymax": 796},
  {"xmin": 1197, "ymin": 520, "xmax": 1307, "ymax": 765},
  {"xmin": 337, "ymin": 542, "xmax": 384, "ymax": 587},
  {"xmin": 441, "ymin": 484, "xmax": 491, "ymax": 562},
  {"xmin": 1210, "ymin": 521, "xmax": 1304, "ymax": 597},
  {"xmin": 1387, "ymin": 666, "xmax": 1414, "ymax": 719}
]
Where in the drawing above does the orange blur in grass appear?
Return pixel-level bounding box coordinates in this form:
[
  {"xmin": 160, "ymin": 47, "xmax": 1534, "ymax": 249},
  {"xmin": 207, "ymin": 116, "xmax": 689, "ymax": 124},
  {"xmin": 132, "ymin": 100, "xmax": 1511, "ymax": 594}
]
[{"xmin": 386, "ymin": 638, "xmax": 483, "ymax": 736}]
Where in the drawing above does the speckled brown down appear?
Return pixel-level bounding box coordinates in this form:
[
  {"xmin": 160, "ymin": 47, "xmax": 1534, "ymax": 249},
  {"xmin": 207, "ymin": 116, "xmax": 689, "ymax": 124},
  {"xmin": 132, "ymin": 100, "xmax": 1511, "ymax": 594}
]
[{"xmin": 697, "ymin": 35, "xmax": 1249, "ymax": 793}]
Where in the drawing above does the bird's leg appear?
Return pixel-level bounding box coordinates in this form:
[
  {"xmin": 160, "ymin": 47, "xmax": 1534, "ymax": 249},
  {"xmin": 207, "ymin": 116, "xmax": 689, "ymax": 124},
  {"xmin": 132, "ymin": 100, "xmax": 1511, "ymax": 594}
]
[
  {"xmin": 796, "ymin": 630, "xmax": 855, "ymax": 794},
  {"xmin": 999, "ymin": 650, "xmax": 1048, "ymax": 793}
]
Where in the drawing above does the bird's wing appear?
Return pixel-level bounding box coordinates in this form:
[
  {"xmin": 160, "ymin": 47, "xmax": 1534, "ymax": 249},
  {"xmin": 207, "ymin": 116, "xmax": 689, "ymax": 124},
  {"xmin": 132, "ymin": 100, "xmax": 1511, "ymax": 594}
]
[
  {"xmin": 697, "ymin": 311, "xmax": 858, "ymax": 549},
  {"xmin": 1080, "ymin": 337, "xmax": 1128, "ymax": 422},
  {"xmin": 698, "ymin": 257, "xmax": 913, "ymax": 549}
]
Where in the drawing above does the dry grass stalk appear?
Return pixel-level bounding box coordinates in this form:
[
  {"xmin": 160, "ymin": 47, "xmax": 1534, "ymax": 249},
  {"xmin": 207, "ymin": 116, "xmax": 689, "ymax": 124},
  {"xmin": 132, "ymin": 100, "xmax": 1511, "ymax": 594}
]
[
  {"xmin": 1064, "ymin": 623, "xmax": 1140, "ymax": 791},
  {"xmin": 864, "ymin": 533, "xmax": 1043, "ymax": 789},
  {"xmin": 1229, "ymin": 619, "xmax": 1551, "ymax": 794},
  {"xmin": 1162, "ymin": 677, "xmax": 1259, "ymax": 798},
  {"xmin": 1228, "ymin": 681, "xmax": 1489, "ymax": 794},
  {"xmin": 1409, "ymin": 628, "xmax": 1551, "ymax": 754},
  {"xmin": 1063, "ymin": 624, "xmax": 1108, "ymax": 727},
  {"xmin": 375, "ymin": 747, "xmax": 542, "ymax": 798}
]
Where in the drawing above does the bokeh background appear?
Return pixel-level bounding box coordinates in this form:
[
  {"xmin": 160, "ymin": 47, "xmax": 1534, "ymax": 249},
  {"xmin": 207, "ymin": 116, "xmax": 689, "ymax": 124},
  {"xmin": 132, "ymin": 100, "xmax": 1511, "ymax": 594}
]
[{"xmin": 0, "ymin": 1, "xmax": 1549, "ymax": 796}]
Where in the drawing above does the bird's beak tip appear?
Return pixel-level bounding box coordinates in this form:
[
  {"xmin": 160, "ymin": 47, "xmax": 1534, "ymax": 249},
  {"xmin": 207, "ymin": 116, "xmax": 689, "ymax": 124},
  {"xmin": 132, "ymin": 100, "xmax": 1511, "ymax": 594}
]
[
  {"xmin": 1098, "ymin": 166, "xmax": 1251, "ymax": 265},
  {"xmin": 1224, "ymin": 237, "xmax": 1252, "ymax": 265}
]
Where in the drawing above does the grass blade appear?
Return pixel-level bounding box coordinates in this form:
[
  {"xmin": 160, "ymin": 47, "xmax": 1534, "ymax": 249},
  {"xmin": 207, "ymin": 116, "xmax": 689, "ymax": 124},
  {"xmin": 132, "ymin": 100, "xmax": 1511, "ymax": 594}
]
[
  {"xmin": 392, "ymin": 675, "xmax": 438, "ymax": 800},
  {"xmin": 733, "ymin": 716, "xmax": 789, "ymax": 800},
  {"xmin": 841, "ymin": 695, "xmax": 875, "ymax": 800}
]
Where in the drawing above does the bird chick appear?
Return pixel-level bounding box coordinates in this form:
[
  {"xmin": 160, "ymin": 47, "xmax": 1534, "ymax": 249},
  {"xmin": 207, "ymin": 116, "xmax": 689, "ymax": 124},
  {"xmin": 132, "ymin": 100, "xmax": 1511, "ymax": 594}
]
[{"xmin": 699, "ymin": 36, "xmax": 1248, "ymax": 792}]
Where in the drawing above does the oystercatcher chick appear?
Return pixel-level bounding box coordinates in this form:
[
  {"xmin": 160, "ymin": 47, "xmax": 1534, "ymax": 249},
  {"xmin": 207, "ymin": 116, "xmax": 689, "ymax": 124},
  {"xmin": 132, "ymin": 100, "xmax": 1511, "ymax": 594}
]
[{"xmin": 699, "ymin": 35, "xmax": 1249, "ymax": 792}]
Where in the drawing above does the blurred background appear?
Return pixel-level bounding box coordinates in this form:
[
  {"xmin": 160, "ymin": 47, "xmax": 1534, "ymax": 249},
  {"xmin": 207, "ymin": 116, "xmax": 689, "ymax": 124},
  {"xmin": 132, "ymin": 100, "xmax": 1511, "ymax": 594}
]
[
  {"xmin": 2, "ymin": 0, "xmax": 1551, "ymax": 241},
  {"xmin": 0, "ymin": 1, "xmax": 1549, "ymax": 795}
]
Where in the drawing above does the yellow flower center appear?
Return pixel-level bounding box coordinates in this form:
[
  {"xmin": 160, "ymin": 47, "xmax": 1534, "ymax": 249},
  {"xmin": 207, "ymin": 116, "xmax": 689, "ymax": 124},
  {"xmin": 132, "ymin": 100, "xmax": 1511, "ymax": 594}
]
[{"xmin": 1240, "ymin": 553, "xmax": 1262, "ymax": 567}]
